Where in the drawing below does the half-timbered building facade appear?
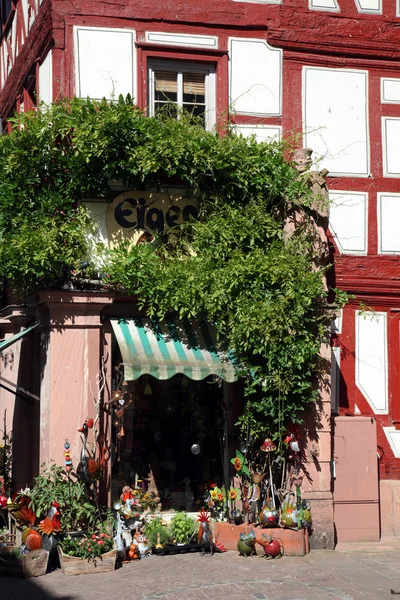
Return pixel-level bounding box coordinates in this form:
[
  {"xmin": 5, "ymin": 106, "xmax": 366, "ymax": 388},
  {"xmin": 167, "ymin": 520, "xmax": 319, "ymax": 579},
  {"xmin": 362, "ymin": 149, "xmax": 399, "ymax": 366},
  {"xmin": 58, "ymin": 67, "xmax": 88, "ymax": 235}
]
[{"xmin": 1, "ymin": 0, "xmax": 400, "ymax": 545}]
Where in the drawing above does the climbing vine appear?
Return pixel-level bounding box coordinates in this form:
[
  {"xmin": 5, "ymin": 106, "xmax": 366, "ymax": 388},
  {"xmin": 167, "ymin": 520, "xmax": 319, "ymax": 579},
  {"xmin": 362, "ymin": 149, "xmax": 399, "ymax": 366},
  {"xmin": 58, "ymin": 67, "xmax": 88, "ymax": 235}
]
[{"xmin": 0, "ymin": 97, "xmax": 338, "ymax": 440}]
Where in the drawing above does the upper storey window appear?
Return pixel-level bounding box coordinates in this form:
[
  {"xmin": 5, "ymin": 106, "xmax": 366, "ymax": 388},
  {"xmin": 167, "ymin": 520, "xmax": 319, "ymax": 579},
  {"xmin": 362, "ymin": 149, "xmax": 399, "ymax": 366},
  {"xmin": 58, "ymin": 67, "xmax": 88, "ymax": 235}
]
[
  {"xmin": 0, "ymin": 0, "xmax": 13, "ymax": 28},
  {"xmin": 148, "ymin": 61, "xmax": 216, "ymax": 130}
]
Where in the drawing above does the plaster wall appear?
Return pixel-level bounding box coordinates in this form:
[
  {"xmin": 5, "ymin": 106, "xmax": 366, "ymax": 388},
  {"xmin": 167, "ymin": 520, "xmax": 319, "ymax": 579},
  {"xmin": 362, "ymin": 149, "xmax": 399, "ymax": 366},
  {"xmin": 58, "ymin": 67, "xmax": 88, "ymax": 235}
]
[{"xmin": 36, "ymin": 293, "xmax": 113, "ymax": 473}]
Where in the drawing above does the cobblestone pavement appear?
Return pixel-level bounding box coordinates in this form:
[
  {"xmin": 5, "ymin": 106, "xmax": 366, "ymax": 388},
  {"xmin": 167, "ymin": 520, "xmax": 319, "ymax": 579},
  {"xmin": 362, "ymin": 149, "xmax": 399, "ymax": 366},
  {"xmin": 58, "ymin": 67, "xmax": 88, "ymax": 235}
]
[{"xmin": 2, "ymin": 547, "xmax": 400, "ymax": 600}]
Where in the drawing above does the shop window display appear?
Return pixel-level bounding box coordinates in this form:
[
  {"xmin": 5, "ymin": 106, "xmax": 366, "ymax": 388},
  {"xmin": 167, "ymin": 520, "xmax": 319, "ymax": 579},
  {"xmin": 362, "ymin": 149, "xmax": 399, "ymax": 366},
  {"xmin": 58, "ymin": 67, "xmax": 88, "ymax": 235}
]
[{"xmin": 111, "ymin": 374, "xmax": 226, "ymax": 512}]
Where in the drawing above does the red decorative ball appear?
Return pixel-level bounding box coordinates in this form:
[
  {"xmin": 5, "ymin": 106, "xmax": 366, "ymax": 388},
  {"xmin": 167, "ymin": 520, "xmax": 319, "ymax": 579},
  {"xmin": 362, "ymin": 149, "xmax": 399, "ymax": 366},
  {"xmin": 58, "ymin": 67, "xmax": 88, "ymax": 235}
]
[
  {"xmin": 87, "ymin": 418, "xmax": 94, "ymax": 429},
  {"xmin": 0, "ymin": 495, "xmax": 7, "ymax": 508}
]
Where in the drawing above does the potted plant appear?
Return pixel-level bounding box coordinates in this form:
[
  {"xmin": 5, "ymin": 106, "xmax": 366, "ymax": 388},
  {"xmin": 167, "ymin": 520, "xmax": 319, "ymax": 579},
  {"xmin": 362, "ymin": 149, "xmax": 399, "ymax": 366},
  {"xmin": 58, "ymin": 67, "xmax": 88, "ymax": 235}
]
[
  {"xmin": 170, "ymin": 512, "xmax": 196, "ymax": 546},
  {"xmin": 144, "ymin": 516, "xmax": 170, "ymax": 550},
  {"xmin": 58, "ymin": 531, "xmax": 116, "ymax": 575}
]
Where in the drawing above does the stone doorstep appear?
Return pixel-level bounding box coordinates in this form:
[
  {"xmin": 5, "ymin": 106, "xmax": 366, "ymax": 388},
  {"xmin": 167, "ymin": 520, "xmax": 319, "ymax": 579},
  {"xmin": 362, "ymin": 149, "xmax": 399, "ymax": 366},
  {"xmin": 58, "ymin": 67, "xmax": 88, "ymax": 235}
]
[{"xmin": 335, "ymin": 537, "xmax": 400, "ymax": 552}]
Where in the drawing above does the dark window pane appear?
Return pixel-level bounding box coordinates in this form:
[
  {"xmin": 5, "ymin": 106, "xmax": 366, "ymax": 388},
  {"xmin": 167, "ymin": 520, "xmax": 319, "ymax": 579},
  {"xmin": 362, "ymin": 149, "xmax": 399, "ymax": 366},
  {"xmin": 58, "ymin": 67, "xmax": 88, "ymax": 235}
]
[{"xmin": 155, "ymin": 102, "xmax": 178, "ymax": 119}]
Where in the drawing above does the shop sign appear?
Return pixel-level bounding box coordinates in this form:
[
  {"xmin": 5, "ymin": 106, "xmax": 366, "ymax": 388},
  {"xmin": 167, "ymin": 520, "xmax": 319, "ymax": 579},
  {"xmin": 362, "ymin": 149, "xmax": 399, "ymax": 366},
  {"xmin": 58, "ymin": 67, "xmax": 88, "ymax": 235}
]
[{"xmin": 106, "ymin": 191, "xmax": 199, "ymax": 247}]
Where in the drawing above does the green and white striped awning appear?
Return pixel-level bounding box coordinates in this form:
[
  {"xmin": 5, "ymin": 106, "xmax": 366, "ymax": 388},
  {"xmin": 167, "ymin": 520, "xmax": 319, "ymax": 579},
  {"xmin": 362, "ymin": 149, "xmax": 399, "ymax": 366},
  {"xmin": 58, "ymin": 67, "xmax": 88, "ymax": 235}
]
[{"xmin": 111, "ymin": 318, "xmax": 237, "ymax": 383}]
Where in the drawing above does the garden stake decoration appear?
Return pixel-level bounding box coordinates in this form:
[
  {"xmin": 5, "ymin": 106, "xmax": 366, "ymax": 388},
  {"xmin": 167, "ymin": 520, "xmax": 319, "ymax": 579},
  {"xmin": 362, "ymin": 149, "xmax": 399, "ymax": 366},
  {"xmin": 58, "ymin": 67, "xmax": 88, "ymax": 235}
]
[
  {"xmin": 260, "ymin": 437, "xmax": 276, "ymax": 508},
  {"xmin": 64, "ymin": 440, "xmax": 72, "ymax": 472}
]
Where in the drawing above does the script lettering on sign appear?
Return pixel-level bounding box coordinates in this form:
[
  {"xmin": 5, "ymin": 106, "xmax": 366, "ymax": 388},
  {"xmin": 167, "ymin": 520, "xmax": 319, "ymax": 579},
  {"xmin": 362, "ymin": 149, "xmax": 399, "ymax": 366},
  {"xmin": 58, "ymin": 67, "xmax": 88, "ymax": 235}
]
[{"xmin": 106, "ymin": 191, "xmax": 199, "ymax": 247}]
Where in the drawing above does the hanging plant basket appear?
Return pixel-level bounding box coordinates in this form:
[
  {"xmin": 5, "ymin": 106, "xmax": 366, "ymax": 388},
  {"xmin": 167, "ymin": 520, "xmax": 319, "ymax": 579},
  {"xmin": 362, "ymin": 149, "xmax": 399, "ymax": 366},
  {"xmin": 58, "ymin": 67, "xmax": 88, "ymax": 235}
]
[{"xmin": 57, "ymin": 546, "xmax": 117, "ymax": 576}]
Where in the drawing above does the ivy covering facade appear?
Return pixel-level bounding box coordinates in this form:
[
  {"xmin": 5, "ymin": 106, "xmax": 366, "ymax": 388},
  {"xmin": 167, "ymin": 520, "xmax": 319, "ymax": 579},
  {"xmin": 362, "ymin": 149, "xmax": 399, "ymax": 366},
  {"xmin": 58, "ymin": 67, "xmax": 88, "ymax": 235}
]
[{"xmin": 0, "ymin": 97, "xmax": 335, "ymax": 441}]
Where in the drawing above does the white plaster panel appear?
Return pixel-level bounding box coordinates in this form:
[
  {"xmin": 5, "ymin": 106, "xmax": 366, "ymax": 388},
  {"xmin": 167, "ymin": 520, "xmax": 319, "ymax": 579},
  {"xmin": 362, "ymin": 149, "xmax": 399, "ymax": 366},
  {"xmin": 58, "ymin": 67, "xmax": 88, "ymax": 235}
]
[
  {"xmin": 398, "ymin": 0, "xmax": 400, "ymax": 16},
  {"xmin": 39, "ymin": 51, "xmax": 52, "ymax": 104},
  {"xmin": 303, "ymin": 67, "xmax": 369, "ymax": 176},
  {"xmin": 234, "ymin": 124, "xmax": 282, "ymax": 142},
  {"xmin": 229, "ymin": 38, "xmax": 282, "ymax": 116},
  {"xmin": 83, "ymin": 201, "xmax": 109, "ymax": 268},
  {"xmin": 383, "ymin": 427, "xmax": 400, "ymax": 458},
  {"xmin": 355, "ymin": 0, "xmax": 382, "ymax": 12},
  {"xmin": 382, "ymin": 118, "xmax": 400, "ymax": 177},
  {"xmin": 381, "ymin": 79, "xmax": 400, "ymax": 104},
  {"xmin": 146, "ymin": 32, "xmax": 218, "ymax": 48},
  {"xmin": 331, "ymin": 308, "xmax": 343, "ymax": 334},
  {"xmin": 74, "ymin": 27, "xmax": 135, "ymax": 101},
  {"xmin": 11, "ymin": 11, "xmax": 17, "ymax": 61},
  {"xmin": 378, "ymin": 193, "xmax": 400, "ymax": 254},
  {"xmin": 356, "ymin": 312, "xmax": 388, "ymax": 414},
  {"xmin": 329, "ymin": 191, "xmax": 367, "ymax": 255},
  {"xmin": 22, "ymin": 0, "xmax": 29, "ymax": 34},
  {"xmin": 331, "ymin": 346, "xmax": 340, "ymax": 414},
  {"xmin": 309, "ymin": 0, "xmax": 340, "ymax": 10}
]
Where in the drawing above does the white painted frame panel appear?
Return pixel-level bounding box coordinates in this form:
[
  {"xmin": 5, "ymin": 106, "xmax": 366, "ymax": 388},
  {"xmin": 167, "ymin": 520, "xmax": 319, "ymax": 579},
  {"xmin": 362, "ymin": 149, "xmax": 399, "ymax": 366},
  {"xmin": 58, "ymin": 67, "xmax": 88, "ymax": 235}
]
[
  {"xmin": 74, "ymin": 26, "xmax": 136, "ymax": 101},
  {"xmin": 382, "ymin": 117, "xmax": 400, "ymax": 177},
  {"xmin": 356, "ymin": 311, "xmax": 388, "ymax": 415},
  {"xmin": 354, "ymin": 0, "xmax": 382, "ymax": 13},
  {"xmin": 39, "ymin": 50, "xmax": 53, "ymax": 104},
  {"xmin": 329, "ymin": 191, "xmax": 368, "ymax": 255},
  {"xmin": 234, "ymin": 124, "xmax": 282, "ymax": 142},
  {"xmin": 303, "ymin": 67, "xmax": 370, "ymax": 177},
  {"xmin": 148, "ymin": 60, "xmax": 216, "ymax": 131},
  {"xmin": 331, "ymin": 308, "xmax": 343, "ymax": 334},
  {"xmin": 229, "ymin": 38, "xmax": 282, "ymax": 117},
  {"xmin": 331, "ymin": 346, "xmax": 341, "ymax": 414},
  {"xmin": 145, "ymin": 32, "xmax": 218, "ymax": 49},
  {"xmin": 397, "ymin": 0, "xmax": 400, "ymax": 16},
  {"xmin": 309, "ymin": 0, "xmax": 340, "ymax": 12},
  {"xmin": 381, "ymin": 78, "xmax": 400, "ymax": 104},
  {"xmin": 377, "ymin": 193, "xmax": 400, "ymax": 254},
  {"xmin": 383, "ymin": 427, "xmax": 400, "ymax": 458}
]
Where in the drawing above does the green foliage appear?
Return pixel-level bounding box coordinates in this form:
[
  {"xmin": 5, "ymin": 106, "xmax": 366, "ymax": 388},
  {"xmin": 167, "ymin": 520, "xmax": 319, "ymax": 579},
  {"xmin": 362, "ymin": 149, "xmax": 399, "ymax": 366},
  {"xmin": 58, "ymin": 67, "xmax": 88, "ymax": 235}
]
[
  {"xmin": 170, "ymin": 512, "xmax": 196, "ymax": 544},
  {"xmin": 144, "ymin": 516, "xmax": 171, "ymax": 547},
  {"xmin": 0, "ymin": 97, "xmax": 340, "ymax": 439},
  {"xmin": 27, "ymin": 462, "xmax": 98, "ymax": 532}
]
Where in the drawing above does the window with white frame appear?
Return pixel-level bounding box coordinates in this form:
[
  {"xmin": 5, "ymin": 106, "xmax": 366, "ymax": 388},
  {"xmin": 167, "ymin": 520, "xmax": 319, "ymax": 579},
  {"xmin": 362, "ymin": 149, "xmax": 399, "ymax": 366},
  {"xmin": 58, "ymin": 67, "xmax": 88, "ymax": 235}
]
[{"xmin": 148, "ymin": 60, "xmax": 216, "ymax": 130}]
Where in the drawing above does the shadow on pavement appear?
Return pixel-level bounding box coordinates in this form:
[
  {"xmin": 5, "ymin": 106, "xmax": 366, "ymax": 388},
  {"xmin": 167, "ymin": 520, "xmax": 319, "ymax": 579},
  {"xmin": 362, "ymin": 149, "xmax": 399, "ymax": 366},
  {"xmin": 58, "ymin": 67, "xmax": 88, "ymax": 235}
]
[{"xmin": 0, "ymin": 574, "xmax": 74, "ymax": 600}]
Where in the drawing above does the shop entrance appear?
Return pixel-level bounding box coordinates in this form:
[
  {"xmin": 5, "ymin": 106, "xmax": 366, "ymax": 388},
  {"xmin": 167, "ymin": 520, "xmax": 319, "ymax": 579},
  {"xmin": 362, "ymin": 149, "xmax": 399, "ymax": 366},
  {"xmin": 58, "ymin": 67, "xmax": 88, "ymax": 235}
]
[{"xmin": 111, "ymin": 374, "xmax": 226, "ymax": 512}]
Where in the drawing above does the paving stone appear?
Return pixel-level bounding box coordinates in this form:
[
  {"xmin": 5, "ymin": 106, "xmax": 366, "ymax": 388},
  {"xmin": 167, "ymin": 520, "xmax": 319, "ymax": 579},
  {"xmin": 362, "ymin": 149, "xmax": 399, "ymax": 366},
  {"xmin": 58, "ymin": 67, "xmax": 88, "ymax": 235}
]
[{"xmin": 1, "ymin": 549, "xmax": 400, "ymax": 600}]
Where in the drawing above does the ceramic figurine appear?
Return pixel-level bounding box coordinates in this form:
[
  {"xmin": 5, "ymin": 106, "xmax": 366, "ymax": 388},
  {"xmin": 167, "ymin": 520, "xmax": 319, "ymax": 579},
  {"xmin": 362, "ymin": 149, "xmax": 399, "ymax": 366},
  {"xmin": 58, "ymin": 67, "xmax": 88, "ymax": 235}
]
[
  {"xmin": 134, "ymin": 531, "xmax": 152, "ymax": 558},
  {"xmin": 260, "ymin": 504, "xmax": 279, "ymax": 528},
  {"xmin": 237, "ymin": 530, "xmax": 256, "ymax": 557},
  {"xmin": 197, "ymin": 509, "xmax": 214, "ymax": 556},
  {"xmin": 257, "ymin": 533, "xmax": 282, "ymax": 559}
]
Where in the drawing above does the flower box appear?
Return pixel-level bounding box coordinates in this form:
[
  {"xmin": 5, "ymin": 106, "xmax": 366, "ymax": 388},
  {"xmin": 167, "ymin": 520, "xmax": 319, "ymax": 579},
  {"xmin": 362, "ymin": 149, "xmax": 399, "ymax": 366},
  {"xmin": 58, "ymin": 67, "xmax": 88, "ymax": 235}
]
[
  {"xmin": 57, "ymin": 546, "xmax": 117, "ymax": 576},
  {"xmin": 212, "ymin": 523, "xmax": 309, "ymax": 556},
  {"xmin": 0, "ymin": 549, "xmax": 49, "ymax": 578}
]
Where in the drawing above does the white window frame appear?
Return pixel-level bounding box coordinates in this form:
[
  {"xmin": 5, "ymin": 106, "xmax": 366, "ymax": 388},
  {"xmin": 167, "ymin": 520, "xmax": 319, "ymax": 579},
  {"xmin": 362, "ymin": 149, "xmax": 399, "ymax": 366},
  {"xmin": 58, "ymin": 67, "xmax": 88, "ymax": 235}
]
[{"xmin": 148, "ymin": 59, "xmax": 216, "ymax": 130}]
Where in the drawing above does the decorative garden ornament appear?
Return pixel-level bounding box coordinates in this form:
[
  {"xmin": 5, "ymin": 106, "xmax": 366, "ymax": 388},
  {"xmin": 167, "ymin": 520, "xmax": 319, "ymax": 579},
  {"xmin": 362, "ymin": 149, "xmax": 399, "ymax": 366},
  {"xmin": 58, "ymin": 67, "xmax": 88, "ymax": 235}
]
[
  {"xmin": 259, "ymin": 504, "xmax": 279, "ymax": 528},
  {"xmin": 237, "ymin": 530, "xmax": 256, "ymax": 557},
  {"xmin": 260, "ymin": 436, "xmax": 277, "ymax": 509},
  {"xmin": 257, "ymin": 533, "xmax": 282, "ymax": 559}
]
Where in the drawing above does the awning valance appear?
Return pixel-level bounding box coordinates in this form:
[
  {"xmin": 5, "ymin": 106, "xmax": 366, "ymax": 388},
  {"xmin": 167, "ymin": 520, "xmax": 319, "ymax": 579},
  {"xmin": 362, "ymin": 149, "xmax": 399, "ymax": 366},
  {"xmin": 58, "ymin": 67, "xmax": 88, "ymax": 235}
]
[
  {"xmin": 0, "ymin": 322, "xmax": 39, "ymax": 352},
  {"xmin": 111, "ymin": 318, "xmax": 237, "ymax": 383}
]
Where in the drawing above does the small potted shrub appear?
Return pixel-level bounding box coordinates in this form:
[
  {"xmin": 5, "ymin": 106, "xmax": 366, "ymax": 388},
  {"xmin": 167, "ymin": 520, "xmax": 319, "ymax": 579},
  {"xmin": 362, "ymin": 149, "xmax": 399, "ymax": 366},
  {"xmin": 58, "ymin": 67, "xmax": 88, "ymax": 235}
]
[
  {"xmin": 58, "ymin": 531, "xmax": 116, "ymax": 576},
  {"xmin": 170, "ymin": 512, "xmax": 196, "ymax": 546},
  {"xmin": 144, "ymin": 516, "xmax": 170, "ymax": 550}
]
